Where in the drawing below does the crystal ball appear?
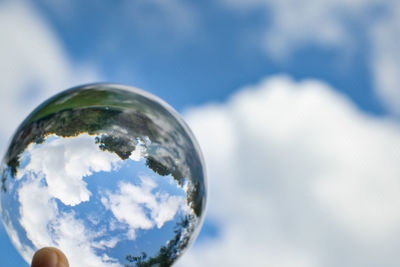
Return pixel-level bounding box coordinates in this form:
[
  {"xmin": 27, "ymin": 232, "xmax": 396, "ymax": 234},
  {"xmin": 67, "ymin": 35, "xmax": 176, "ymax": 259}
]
[{"xmin": 0, "ymin": 84, "xmax": 207, "ymax": 266}]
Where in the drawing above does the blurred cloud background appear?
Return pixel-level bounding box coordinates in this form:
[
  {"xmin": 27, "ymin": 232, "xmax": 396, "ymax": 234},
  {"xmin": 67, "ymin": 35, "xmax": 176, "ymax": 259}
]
[{"xmin": 1, "ymin": 0, "xmax": 400, "ymax": 266}]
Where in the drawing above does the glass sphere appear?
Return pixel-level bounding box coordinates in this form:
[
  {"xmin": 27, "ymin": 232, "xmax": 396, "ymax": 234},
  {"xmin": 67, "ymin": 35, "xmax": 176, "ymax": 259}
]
[{"xmin": 0, "ymin": 84, "xmax": 207, "ymax": 267}]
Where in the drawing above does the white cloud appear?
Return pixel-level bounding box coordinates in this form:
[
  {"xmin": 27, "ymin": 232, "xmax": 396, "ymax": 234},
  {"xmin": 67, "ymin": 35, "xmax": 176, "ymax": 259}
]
[
  {"xmin": 18, "ymin": 178, "xmax": 58, "ymax": 249},
  {"xmin": 52, "ymin": 212, "xmax": 121, "ymax": 267},
  {"xmin": 101, "ymin": 175, "xmax": 186, "ymax": 239},
  {"xmin": 19, "ymin": 134, "xmax": 121, "ymax": 206},
  {"xmin": 177, "ymin": 76, "xmax": 400, "ymax": 267},
  {"xmin": 0, "ymin": 1, "xmax": 100, "ymax": 152},
  {"xmin": 220, "ymin": 0, "xmax": 400, "ymax": 116},
  {"xmin": 92, "ymin": 237, "xmax": 120, "ymax": 250},
  {"xmin": 16, "ymin": 160, "xmax": 123, "ymax": 267}
]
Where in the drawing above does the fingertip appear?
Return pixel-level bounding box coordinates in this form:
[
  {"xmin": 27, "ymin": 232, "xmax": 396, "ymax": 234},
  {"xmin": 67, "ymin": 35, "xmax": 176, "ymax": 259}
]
[{"xmin": 31, "ymin": 247, "xmax": 69, "ymax": 267}]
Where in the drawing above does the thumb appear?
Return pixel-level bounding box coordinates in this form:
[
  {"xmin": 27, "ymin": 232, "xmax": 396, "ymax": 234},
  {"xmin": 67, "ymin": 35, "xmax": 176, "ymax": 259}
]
[{"xmin": 31, "ymin": 247, "xmax": 69, "ymax": 267}]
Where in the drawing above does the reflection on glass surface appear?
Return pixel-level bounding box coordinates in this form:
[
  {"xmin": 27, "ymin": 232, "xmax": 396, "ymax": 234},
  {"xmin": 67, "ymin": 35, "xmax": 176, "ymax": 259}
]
[{"xmin": 0, "ymin": 84, "xmax": 207, "ymax": 267}]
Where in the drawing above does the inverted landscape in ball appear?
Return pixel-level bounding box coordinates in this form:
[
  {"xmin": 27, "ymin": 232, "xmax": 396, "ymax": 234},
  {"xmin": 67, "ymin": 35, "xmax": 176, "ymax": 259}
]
[{"xmin": 0, "ymin": 84, "xmax": 207, "ymax": 267}]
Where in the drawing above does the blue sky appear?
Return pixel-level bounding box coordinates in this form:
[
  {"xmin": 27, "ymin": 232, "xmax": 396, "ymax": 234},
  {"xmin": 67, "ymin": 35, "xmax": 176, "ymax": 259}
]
[
  {"xmin": 1, "ymin": 0, "xmax": 400, "ymax": 266},
  {"xmin": 39, "ymin": 0, "xmax": 387, "ymax": 112}
]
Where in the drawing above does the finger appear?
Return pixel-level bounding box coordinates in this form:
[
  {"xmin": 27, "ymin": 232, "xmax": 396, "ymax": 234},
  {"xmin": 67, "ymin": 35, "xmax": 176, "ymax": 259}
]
[{"xmin": 31, "ymin": 247, "xmax": 69, "ymax": 267}]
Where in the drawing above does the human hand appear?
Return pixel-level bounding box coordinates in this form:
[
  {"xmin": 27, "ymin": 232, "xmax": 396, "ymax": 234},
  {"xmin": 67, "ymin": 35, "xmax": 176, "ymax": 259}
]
[{"xmin": 31, "ymin": 247, "xmax": 69, "ymax": 267}]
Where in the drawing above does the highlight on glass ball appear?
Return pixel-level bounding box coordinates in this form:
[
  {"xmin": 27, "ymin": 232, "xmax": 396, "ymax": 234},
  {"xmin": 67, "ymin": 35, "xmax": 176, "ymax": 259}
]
[{"xmin": 0, "ymin": 84, "xmax": 207, "ymax": 266}]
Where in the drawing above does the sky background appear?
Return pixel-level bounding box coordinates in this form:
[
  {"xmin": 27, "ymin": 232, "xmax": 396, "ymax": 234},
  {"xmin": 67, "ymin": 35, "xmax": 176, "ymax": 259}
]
[{"xmin": 1, "ymin": 0, "xmax": 400, "ymax": 266}]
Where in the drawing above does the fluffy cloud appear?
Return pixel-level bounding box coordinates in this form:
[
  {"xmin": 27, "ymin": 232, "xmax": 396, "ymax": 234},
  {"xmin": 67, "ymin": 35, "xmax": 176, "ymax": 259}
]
[
  {"xmin": 19, "ymin": 134, "xmax": 121, "ymax": 206},
  {"xmin": 220, "ymin": 0, "xmax": 400, "ymax": 116},
  {"xmin": 18, "ymin": 178, "xmax": 58, "ymax": 249},
  {"xmin": 11, "ymin": 133, "xmax": 126, "ymax": 266},
  {"xmin": 16, "ymin": 176, "xmax": 122, "ymax": 267},
  {"xmin": 178, "ymin": 76, "xmax": 400, "ymax": 267},
  {"xmin": 52, "ymin": 212, "xmax": 121, "ymax": 267},
  {"xmin": 101, "ymin": 176, "xmax": 186, "ymax": 239},
  {"xmin": 0, "ymin": 1, "xmax": 100, "ymax": 152}
]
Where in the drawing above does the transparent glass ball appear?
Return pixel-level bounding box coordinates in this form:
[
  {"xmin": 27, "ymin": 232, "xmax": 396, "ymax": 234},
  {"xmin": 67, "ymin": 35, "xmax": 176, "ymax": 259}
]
[{"xmin": 0, "ymin": 84, "xmax": 207, "ymax": 267}]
